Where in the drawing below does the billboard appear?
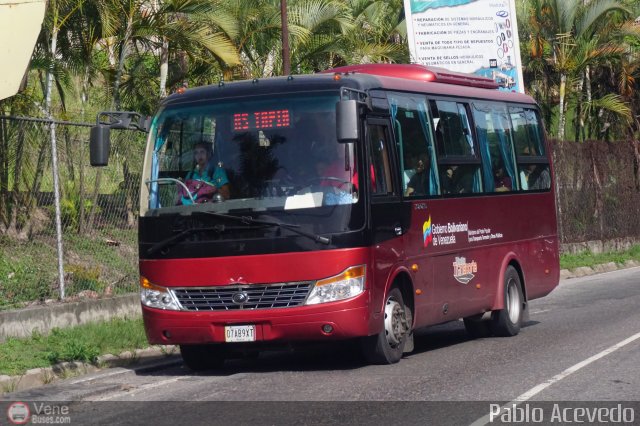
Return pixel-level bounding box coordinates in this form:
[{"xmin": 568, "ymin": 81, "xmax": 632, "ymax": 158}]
[
  {"xmin": 0, "ymin": 0, "xmax": 46, "ymax": 100},
  {"xmin": 404, "ymin": 0, "xmax": 524, "ymax": 93}
]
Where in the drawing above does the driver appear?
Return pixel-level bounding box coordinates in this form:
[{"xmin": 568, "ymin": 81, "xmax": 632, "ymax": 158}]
[
  {"xmin": 313, "ymin": 145, "xmax": 348, "ymax": 188},
  {"xmin": 177, "ymin": 142, "xmax": 230, "ymax": 205}
]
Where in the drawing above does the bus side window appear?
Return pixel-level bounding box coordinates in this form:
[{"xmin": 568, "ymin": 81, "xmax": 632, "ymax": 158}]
[
  {"xmin": 388, "ymin": 93, "xmax": 439, "ymax": 197},
  {"xmin": 510, "ymin": 107, "xmax": 551, "ymax": 191},
  {"xmin": 472, "ymin": 102, "xmax": 518, "ymax": 193},
  {"xmin": 430, "ymin": 100, "xmax": 482, "ymax": 195},
  {"xmin": 366, "ymin": 123, "xmax": 393, "ymax": 196}
]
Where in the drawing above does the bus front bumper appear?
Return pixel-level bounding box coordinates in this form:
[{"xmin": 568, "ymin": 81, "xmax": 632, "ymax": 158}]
[{"xmin": 142, "ymin": 294, "xmax": 374, "ymax": 345}]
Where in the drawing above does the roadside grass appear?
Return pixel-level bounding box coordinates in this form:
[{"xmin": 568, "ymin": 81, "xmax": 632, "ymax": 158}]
[
  {"xmin": 0, "ymin": 228, "xmax": 137, "ymax": 311},
  {"xmin": 0, "ymin": 317, "xmax": 148, "ymax": 376},
  {"xmin": 560, "ymin": 244, "xmax": 640, "ymax": 270}
]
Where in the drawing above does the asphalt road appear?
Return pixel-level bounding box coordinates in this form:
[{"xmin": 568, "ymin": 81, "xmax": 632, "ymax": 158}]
[{"xmin": 3, "ymin": 267, "xmax": 639, "ymax": 425}]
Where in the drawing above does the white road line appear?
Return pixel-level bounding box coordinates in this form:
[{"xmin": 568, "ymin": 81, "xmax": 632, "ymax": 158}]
[
  {"xmin": 469, "ymin": 331, "xmax": 640, "ymax": 426},
  {"xmin": 88, "ymin": 376, "xmax": 186, "ymax": 401},
  {"xmin": 529, "ymin": 309, "xmax": 550, "ymax": 315},
  {"xmin": 69, "ymin": 368, "xmax": 130, "ymax": 385}
]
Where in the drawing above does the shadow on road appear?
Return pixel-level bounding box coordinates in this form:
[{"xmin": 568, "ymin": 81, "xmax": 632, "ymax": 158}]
[{"xmin": 131, "ymin": 318, "xmax": 543, "ymax": 378}]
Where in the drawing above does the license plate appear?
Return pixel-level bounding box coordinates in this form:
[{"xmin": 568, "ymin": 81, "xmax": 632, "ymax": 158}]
[{"xmin": 224, "ymin": 325, "xmax": 256, "ymax": 342}]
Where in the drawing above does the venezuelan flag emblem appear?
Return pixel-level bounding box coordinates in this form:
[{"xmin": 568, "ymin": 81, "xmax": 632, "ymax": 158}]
[{"xmin": 423, "ymin": 216, "xmax": 433, "ymax": 247}]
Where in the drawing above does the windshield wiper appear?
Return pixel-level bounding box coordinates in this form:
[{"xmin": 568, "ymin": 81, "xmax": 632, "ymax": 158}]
[
  {"xmin": 146, "ymin": 223, "xmax": 255, "ymax": 255},
  {"xmin": 201, "ymin": 211, "xmax": 331, "ymax": 245}
]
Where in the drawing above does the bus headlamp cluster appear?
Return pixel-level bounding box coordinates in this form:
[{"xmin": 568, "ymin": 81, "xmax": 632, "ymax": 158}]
[
  {"xmin": 140, "ymin": 277, "xmax": 181, "ymax": 310},
  {"xmin": 306, "ymin": 265, "xmax": 366, "ymax": 305}
]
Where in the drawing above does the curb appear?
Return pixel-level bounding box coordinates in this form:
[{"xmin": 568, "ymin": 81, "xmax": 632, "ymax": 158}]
[
  {"xmin": 0, "ymin": 345, "xmax": 181, "ymax": 395},
  {"xmin": 559, "ymin": 259, "xmax": 640, "ymax": 280},
  {"xmin": 0, "ymin": 294, "xmax": 141, "ymax": 342}
]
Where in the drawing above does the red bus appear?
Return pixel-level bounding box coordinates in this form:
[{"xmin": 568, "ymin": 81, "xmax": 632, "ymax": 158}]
[{"xmin": 91, "ymin": 63, "xmax": 559, "ymax": 370}]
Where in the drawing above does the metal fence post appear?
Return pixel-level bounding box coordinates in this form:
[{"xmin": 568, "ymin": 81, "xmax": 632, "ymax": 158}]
[{"xmin": 49, "ymin": 119, "xmax": 66, "ymax": 299}]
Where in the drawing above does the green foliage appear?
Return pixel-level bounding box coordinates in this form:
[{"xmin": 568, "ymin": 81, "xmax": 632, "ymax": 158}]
[
  {"xmin": 58, "ymin": 180, "xmax": 98, "ymax": 231},
  {"xmin": 0, "ymin": 227, "xmax": 137, "ymax": 310},
  {"xmin": 0, "ymin": 317, "xmax": 148, "ymax": 376},
  {"xmin": 66, "ymin": 264, "xmax": 104, "ymax": 294},
  {"xmin": 518, "ymin": 0, "xmax": 638, "ymax": 140},
  {"xmin": 560, "ymin": 245, "xmax": 640, "ymax": 270},
  {"xmin": 0, "ymin": 248, "xmax": 53, "ymax": 308}
]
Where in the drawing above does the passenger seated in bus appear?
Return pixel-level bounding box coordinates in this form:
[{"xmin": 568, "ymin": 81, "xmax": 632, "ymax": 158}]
[
  {"xmin": 177, "ymin": 142, "xmax": 230, "ymax": 205},
  {"xmin": 441, "ymin": 165, "xmax": 473, "ymax": 194},
  {"xmin": 493, "ymin": 164, "xmax": 512, "ymax": 192},
  {"xmin": 520, "ymin": 146, "xmax": 550, "ymax": 190},
  {"xmin": 314, "ymin": 156, "xmax": 345, "ymax": 187},
  {"xmin": 526, "ymin": 164, "xmax": 551, "ymax": 190},
  {"xmin": 311, "ymin": 144, "xmax": 353, "ymax": 189},
  {"xmin": 404, "ymin": 158, "xmax": 429, "ymax": 196}
]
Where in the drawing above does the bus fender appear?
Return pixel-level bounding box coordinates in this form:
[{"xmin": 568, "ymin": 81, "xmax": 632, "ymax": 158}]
[
  {"xmin": 492, "ymin": 252, "xmax": 522, "ymax": 311},
  {"xmin": 367, "ymin": 264, "xmax": 415, "ymax": 336},
  {"xmin": 379, "ymin": 265, "xmax": 414, "ymax": 315}
]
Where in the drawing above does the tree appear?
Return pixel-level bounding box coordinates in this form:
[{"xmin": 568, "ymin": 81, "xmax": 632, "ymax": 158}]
[{"xmin": 520, "ymin": 0, "xmax": 633, "ymax": 139}]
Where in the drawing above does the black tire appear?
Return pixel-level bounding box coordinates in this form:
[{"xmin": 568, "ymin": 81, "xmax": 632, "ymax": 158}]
[
  {"xmin": 463, "ymin": 314, "xmax": 491, "ymax": 339},
  {"xmin": 361, "ymin": 288, "xmax": 411, "ymax": 364},
  {"xmin": 490, "ymin": 266, "xmax": 524, "ymax": 337},
  {"xmin": 180, "ymin": 344, "xmax": 226, "ymax": 371}
]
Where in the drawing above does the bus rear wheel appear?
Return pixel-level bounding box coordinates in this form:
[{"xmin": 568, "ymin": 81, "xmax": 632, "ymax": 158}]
[
  {"xmin": 180, "ymin": 344, "xmax": 226, "ymax": 371},
  {"xmin": 490, "ymin": 266, "xmax": 524, "ymax": 337},
  {"xmin": 361, "ymin": 288, "xmax": 411, "ymax": 364}
]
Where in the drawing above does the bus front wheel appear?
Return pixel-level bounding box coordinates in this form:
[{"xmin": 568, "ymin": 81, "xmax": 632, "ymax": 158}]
[
  {"xmin": 490, "ymin": 266, "xmax": 524, "ymax": 337},
  {"xmin": 180, "ymin": 344, "xmax": 226, "ymax": 371},
  {"xmin": 361, "ymin": 288, "xmax": 411, "ymax": 364}
]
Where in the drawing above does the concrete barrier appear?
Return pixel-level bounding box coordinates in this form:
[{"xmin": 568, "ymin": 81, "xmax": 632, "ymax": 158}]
[{"xmin": 0, "ymin": 294, "xmax": 140, "ymax": 342}]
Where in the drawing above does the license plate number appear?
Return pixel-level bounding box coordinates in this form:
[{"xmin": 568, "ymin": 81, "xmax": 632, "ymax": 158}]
[{"xmin": 224, "ymin": 325, "xmax": 256, "ymax": 342}]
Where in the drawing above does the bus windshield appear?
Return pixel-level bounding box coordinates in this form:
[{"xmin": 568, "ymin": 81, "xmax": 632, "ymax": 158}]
[{"xmin": 144, "ymin": 93, "xmax": 358, "ymax": 215}]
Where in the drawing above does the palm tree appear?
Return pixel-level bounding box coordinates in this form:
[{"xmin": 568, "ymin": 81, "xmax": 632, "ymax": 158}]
[
  {"xmin": 152, "ymin": 0, "xmax": 240, "ymax": 98},
  {"xmin": 336, "ymin": 0, "xmax": 407, "ymax": 65},
  {"xmin": 523, "ymin": 0, "xmax": 632, "ymax": 139}
]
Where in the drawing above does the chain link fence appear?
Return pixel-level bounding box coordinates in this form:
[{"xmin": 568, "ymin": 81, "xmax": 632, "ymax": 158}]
[
  {"xmin": 0, "ymin": 116, "xmax": 145, "ymax": 309},
  {"xmin": 551, "ymin": 138, "xmax": 640, "ymax": 245},
  {"xmin": 1, "ymin": 115, "xmax": 639, "ymax": 309}
]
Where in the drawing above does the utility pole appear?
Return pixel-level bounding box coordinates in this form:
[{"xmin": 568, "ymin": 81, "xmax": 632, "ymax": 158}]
[{"xmin": 280, "ymin": 0, "xmax": 291, "ymax": 75}]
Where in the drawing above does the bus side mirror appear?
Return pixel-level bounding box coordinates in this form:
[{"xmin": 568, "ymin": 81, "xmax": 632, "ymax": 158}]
[
  {"xmin": 90, "ymin": 124, "xmax": 111, "ymax": 167},
  {"xmin": 336, "ymin": 100, "xmax": 359, "ymax": 143}
]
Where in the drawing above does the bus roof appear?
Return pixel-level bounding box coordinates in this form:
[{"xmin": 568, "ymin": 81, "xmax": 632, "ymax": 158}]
[
  {"xmin": 163, "ymin": 65, "xmax": 536, "ymax": 107},
  {"xmin": 321, "ymin": 63, "xmax": 500, "ymax": 89}
]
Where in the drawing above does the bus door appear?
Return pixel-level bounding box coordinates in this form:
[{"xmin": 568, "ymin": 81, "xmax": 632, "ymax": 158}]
[{"xmin": 365, "ymin": 118, "xmax": 410, "ymax": 312}]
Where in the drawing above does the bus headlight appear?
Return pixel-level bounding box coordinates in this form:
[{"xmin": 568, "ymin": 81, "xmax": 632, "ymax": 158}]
[
  {"xmin": 140, "ymin": 276, "xmax": 181, "ymax": 310},
  {"xmin": 306, "ymin": 265, "xmax": 366, "ymax": 305}
]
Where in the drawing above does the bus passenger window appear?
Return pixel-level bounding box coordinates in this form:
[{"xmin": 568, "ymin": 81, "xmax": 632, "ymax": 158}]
[
  {"xmin": 367, "ymin": 124, "xmax": 393, "ymax": 196},
  {"xmin": 388, "ymin": 93, "xmax": 438, "ymax": 197},
  {"xmin": 472, "ymin": 102, "xmax": 517, "ymax": 193},
  {"xmin": 510, "ymin": 107, "xmax": 551, "ymax": 191},
  {"xmin": 430, "ymin": 100, "xmax": 482, "ymax": 195}
]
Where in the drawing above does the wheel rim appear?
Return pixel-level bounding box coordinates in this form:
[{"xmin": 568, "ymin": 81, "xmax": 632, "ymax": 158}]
[
  {"xmin": 384, "ymin": 296, "xmax": 408, "ymax": 348},
  {"xmin": 506, "ymin": 278, "xmax": 521, "ymax": 324}
]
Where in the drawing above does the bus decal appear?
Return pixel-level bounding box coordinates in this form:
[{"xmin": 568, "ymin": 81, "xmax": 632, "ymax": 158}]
[
  {"xmin": 453, "ymin": 257, "xmax": 478, "ymax": 284},
  {"xmin": 467, "ymin": 227, "xmax": 504, "ymax": 243},
  {"xmin": 432, "ymin": 221, "xmax": 468, "ymax": 246},
  {"xmin": 423, "ymin": 216, "xmax": 433, "ymax": 247}
]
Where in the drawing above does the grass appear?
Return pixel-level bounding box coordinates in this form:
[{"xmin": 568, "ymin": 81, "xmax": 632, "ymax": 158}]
[
  {"xmin": 0, "ymin": 228, "xmax": 137, "ymax": 310},
  {"xmin": 560, "ymin": 244, "xmax": 640, "ymax": 270},
  {"xmin": 0, "ymin": 317, "xmax": 148, "ymax": 376}
]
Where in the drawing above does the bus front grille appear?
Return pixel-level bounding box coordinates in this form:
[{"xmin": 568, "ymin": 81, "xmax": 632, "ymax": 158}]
[{"xmin": 172, "ymin": 282, "xmax": 313, "ymax": 311}]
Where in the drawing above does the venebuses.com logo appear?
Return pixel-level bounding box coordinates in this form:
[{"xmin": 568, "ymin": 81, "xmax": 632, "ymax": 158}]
[
  {"xmin": 7, "ymin": 402, "xmax": 30, "ymax": 425},
  {"xmin": 6, "ymin": 402, "xmax": 71, "ymax": 424}
]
